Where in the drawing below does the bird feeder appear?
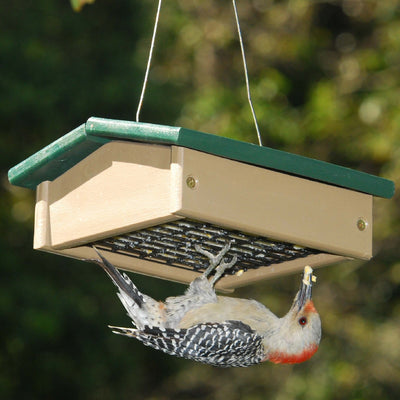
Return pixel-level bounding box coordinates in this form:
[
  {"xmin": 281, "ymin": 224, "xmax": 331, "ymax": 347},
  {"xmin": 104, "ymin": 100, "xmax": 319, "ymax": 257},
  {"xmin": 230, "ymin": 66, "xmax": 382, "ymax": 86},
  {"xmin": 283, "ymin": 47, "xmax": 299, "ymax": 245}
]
[{"xmin": 8, "ymin": 117, "xmax": 394, "ymax": 290}]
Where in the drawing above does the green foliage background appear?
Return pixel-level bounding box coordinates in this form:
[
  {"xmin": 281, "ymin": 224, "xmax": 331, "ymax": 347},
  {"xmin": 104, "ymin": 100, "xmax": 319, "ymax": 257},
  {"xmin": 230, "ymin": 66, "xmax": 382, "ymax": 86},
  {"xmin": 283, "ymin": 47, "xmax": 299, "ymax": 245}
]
[{"xmin": 1, "ymin": 0, "xmax": 399, "ymax": 399}]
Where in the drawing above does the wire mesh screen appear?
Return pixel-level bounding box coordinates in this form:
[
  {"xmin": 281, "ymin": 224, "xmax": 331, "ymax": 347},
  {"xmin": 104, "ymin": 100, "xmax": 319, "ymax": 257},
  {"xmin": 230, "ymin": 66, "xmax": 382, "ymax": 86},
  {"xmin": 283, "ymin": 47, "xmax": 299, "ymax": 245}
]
[{"xmin": 93, "ymin": 219, "xmax": 321, "ymax": 275}]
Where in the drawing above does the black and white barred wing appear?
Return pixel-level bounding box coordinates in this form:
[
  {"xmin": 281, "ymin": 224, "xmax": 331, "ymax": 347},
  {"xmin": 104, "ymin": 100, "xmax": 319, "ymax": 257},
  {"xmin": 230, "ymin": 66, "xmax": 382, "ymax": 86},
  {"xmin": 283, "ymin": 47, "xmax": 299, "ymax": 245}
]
[{"xmin": 110, "ymin": 320, "xmax": 265, "ymax": 367}]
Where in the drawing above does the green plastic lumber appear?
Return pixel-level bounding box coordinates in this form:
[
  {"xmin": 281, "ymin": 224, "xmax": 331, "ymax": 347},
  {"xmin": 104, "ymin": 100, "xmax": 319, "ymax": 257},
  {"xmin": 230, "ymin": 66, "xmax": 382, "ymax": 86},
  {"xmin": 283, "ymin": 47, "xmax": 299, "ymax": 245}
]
[
  {"xmin": 8, "ymin": 124, "xmax": 109, "ymax": 190},
  {"xmin": 8, "ymin": 117, "xmax": 395, "ymax": 199}
]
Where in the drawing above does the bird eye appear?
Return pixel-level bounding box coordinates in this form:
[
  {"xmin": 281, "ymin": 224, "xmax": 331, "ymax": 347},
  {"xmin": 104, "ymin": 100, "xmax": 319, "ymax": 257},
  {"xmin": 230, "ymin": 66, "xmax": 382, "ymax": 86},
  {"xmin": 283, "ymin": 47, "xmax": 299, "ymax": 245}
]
[{"xmin": 298, "ymin": 317, "xmax": 307, "ymax": 326}]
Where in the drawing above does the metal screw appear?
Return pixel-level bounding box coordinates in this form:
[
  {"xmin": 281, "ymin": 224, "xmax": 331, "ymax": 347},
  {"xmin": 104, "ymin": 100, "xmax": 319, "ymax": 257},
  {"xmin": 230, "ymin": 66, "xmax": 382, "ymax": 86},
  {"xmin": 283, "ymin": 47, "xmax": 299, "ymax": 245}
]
[
  {"xmin": 186, "ymin": 176, "xmax": 197, "ymax": 189},
  {"xmin": 357, "ymin": 218, "xmax": 367, "ymax": 231}
]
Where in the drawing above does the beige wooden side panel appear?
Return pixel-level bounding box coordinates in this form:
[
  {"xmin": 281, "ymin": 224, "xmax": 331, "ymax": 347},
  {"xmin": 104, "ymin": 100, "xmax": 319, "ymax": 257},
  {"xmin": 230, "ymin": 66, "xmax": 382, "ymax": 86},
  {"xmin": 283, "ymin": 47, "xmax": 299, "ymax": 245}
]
[
  {"xmin": 46, "ymin": 245, "xmax": 203, "ymax": 285},
  {"xmin": 34, "ymin": 142, "xmax": 181, "ymax": 250},
  {"xmin": 217, "ymin": 253, "xmax": 346, "ymax": 290},
  {"xmin": 40, "ymin": 245, "xmax": 344, "ymax": 290},
  {"xmin": 34, "ymin": 181, "xmax": 52, "ymax": 249},
  {"xmin": 171, "ymin": 147, "xmax": 373, "ymax": 259}
]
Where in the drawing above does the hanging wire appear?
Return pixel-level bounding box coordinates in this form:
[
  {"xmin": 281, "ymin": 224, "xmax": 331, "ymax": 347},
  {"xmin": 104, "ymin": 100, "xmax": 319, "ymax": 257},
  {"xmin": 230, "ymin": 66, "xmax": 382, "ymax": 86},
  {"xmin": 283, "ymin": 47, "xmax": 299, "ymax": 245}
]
[
  {"xmin": 232, "ymin": 0, "xmax": 263, "ymax": 146},
  {"xmin": 136, "ymin": 0, "xmax": 163, "ymax": 122},
  {"xmin": 136, "ymin": 0, "xmax": 262, "ymax": 147}
]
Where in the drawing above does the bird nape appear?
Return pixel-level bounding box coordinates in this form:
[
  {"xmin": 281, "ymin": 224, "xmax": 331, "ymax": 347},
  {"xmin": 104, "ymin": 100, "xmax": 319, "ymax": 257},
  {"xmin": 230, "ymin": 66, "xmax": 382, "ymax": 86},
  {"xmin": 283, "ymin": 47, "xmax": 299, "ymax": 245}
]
[{"xmin": 91, "ymin": 242, "xmax": 321, "ymax": 367}]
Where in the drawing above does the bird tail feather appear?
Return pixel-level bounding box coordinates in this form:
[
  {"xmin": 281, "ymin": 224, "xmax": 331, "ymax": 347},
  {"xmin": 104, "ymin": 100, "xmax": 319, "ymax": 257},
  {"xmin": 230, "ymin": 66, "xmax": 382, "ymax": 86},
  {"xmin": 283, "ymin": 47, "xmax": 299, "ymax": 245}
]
[
  {"xmin": 108, "ymin": 325, "xmax": 138, "ymax": 337},
  {"xmin": 92, "ymin": 246, "xmax": 145, "ymax": 307}
]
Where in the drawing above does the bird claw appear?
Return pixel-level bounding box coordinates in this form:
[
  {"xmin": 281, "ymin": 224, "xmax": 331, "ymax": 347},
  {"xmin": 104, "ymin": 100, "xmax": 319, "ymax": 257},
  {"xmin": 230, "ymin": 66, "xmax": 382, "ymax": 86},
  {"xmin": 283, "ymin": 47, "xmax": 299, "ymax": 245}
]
[
  {"xmin": 210, "ymin": 254, "xmax": 238, "ymax": 285},
  {"xmin": 195, "ymin": 242, "xmax": 231, "ymax": 266},
  {"xmin": 196, "ymin": 242, "xmax": 234, "ymax": 282}
]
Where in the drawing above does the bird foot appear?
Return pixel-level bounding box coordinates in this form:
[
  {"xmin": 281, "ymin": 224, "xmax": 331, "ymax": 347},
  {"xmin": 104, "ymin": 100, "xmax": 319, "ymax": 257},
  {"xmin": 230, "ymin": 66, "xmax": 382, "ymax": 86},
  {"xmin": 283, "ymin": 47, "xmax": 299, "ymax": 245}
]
[
  {"xmin": 209, "ymin": 254, "xmax": 238, "ymax": 286},
  {"xmin": 195, "ymin": 242, "xmax": 234, "ymax": 280}
]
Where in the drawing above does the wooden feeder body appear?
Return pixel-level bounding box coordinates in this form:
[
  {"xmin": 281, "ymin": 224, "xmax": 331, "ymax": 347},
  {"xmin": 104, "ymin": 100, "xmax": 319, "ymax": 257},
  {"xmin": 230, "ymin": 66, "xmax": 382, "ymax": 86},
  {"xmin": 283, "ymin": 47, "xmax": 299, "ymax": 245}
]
[{"xmin": 9, "ymin": 118, "xmax": 395, "ymax": 290}]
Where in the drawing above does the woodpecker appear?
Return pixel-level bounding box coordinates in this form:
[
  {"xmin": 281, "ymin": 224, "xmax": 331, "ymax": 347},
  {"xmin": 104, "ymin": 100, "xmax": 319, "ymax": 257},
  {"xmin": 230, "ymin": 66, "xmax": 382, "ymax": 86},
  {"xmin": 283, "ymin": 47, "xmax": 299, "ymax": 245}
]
[{"xmin": 92, "ymin": 242, "xmax": 321, "ymax": 367}]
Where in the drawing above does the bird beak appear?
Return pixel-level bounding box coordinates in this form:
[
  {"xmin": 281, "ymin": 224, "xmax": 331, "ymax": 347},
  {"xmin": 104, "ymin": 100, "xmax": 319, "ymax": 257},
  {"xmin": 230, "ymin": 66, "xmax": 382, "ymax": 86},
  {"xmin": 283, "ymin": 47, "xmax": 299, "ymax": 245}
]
[{"xmin": 295, "ymin": 266, "xmax": 315, "ymax": 311}]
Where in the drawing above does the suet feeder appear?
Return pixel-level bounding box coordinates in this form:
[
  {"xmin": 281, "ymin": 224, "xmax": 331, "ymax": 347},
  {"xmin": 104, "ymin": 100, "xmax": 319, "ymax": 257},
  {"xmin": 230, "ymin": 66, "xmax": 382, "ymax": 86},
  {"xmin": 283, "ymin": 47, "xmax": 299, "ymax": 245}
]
[{"xmin": 8, "ymin": 117, "xmax": 394, "ymax": 290}]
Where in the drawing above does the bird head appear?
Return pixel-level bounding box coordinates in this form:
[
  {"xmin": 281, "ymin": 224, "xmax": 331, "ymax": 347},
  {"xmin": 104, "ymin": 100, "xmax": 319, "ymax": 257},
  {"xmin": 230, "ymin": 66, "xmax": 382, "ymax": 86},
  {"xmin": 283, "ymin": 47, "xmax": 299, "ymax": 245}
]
[{"xmin": 265, "ymin": 266, "xmax": 321, "ymax": 364}]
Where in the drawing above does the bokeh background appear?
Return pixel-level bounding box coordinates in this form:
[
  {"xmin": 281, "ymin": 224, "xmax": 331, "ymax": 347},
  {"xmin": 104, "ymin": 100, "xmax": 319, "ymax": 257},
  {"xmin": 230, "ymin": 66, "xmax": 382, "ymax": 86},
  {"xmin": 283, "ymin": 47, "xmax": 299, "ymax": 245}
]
[{"xmin": 1, "ymin": 0, "xmax": 399, "ymax": 399}]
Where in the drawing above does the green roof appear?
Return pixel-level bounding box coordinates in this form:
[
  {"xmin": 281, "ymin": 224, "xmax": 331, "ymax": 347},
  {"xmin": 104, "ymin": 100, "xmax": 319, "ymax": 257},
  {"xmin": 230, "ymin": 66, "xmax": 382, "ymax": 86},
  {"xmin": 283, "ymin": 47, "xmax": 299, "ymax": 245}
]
[{"xmin": 8, "ymin": 117, "xmax": 395, "ymax": 198}]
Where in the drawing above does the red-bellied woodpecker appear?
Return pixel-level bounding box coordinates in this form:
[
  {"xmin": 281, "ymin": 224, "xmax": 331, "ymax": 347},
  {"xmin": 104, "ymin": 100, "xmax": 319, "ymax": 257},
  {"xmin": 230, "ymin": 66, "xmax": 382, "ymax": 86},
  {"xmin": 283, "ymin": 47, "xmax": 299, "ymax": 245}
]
[{"xmin": 92, "ymin": 242, "xmax": 321, "ymax": 367}]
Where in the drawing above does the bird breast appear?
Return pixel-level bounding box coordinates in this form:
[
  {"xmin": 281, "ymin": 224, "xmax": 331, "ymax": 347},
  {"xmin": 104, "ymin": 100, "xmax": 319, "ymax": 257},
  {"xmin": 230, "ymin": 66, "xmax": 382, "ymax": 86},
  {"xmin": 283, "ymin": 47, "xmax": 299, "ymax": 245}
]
[{"xmin": 177, "ymin": 296, "xmax": 278, "ymax": 330}]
